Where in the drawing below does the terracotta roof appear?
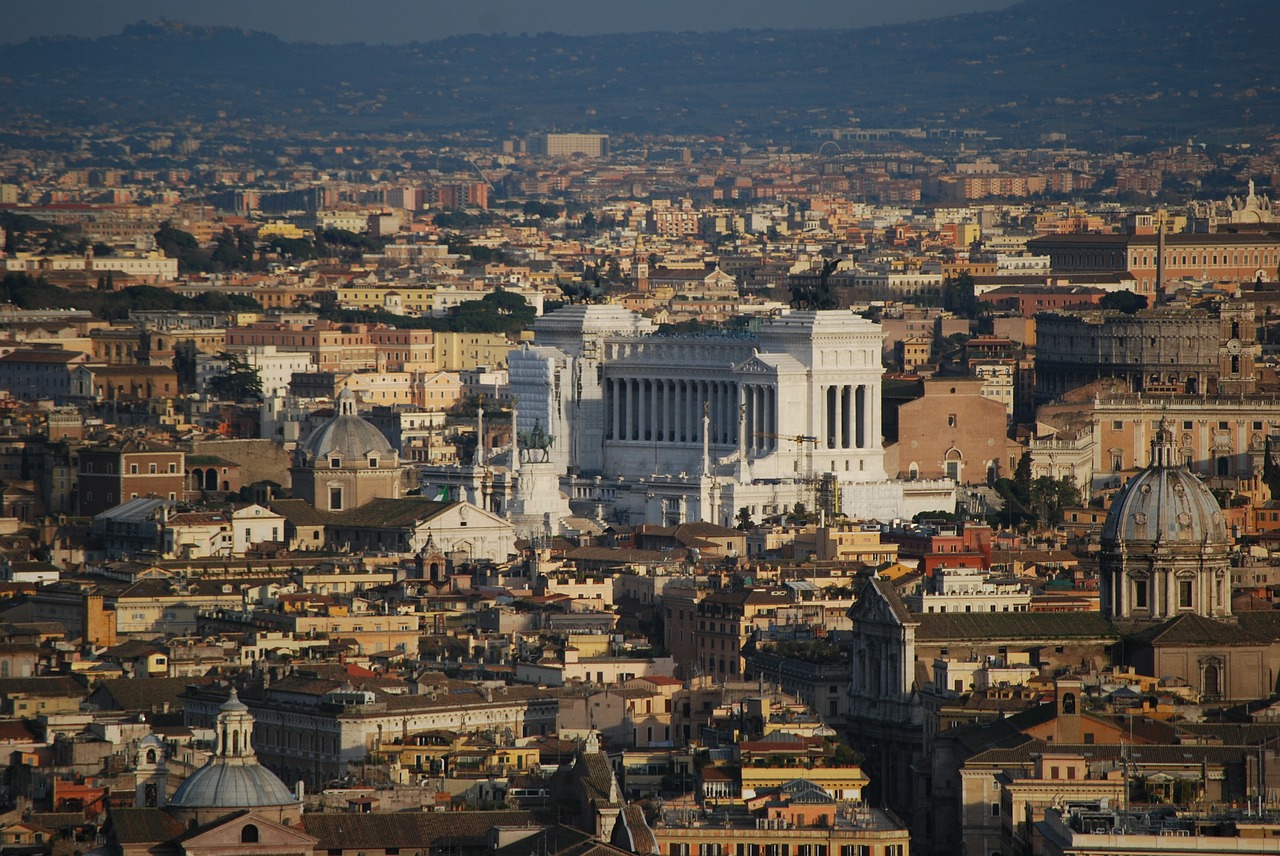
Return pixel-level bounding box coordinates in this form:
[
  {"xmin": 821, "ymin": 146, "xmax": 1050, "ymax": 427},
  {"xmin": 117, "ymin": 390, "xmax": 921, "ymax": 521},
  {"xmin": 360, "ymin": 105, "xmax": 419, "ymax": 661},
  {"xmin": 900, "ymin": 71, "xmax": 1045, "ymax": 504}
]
[
  {"xmin": 270, "ymin": 498, "xmax": 332, "ymax": 527},
  {"xmin": 106, "ymin": 807, "xmax": 186, "ymax": 844},
  {"xmin": 0, "ymin": 349, "xmax": 85, "ymax": 364},
  {"xmin": 0, "ymin": 675, "xmax": 86, "ymax": 697},
  {"xmin": 615, "ymin": 806, "xmax": 659, "ymax": 856},
  {"xmin": 302, "ymin": 810, "xmax": 537, "ymax": 851},
  {"xmin": 91, "ymin": 676, "xmax": 216, "ymax": 712},
  {"xmin": 1136, "ymin": 613, "xmax": 1273, "ymax": 647},
  {"xmin": 329, "ymin": 497, "xmax": 453, "ymax": 528},
  {"xmin": 915, "ymin": 612, "xmax": 1117, "ymax": 642},
  {"xmin": 0, "ymin": 719, "xmax": 41, "ymax": 741}
]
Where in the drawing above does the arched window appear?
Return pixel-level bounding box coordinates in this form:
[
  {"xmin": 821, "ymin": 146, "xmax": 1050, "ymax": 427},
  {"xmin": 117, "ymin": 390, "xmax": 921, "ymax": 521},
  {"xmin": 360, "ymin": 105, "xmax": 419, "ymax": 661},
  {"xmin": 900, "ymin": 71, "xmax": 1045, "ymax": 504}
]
[
  {"xmin": 1061, "ymin": 692, "xmax": 1076, "ymax": 715},
  {"xmin": 146, "ymin": 749, "xmax": 157, "ymax": 764},
  {"xmin": 241, "ymin": 824, "xmax": 259, "ymax": 844}
]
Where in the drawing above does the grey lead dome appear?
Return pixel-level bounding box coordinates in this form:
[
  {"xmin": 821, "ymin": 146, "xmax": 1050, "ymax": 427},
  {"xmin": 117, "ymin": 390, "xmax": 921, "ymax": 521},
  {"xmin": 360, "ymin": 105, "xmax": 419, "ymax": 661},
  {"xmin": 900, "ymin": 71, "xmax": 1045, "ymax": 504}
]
[
  {"xmin": 168, "ymin": 761, "xmax": 298, "ymax": 808},
  {"xmin": 300, "ymin": 388, "xmax": 392, "ymax": 461},
  {"xmin": 1100, "ymin": 430, "xmax": 1228, "ymax": 547},
  {"xmin": 168, "ymin": 688, "xmax": 297, "ymax": 810}
]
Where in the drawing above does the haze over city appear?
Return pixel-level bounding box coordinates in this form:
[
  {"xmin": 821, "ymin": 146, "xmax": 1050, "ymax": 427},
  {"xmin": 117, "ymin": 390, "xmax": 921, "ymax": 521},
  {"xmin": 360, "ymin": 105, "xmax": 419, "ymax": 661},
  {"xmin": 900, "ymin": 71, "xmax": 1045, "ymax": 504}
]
[
  {"xmin": 0, "ymin": 2, "xmax": 1279, "ymax": 856},
  {"xmin": 6, "ymin": 0, "xmax": 1019, "ymax": 43}
]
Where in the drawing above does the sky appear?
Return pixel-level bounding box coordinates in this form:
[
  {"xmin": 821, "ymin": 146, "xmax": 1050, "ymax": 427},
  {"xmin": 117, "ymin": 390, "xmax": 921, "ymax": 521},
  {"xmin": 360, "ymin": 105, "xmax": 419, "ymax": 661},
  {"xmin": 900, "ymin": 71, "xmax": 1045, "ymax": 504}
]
[{"xmin": 7, "ymin": 0, "xmax": 1019, "ymax": 44}]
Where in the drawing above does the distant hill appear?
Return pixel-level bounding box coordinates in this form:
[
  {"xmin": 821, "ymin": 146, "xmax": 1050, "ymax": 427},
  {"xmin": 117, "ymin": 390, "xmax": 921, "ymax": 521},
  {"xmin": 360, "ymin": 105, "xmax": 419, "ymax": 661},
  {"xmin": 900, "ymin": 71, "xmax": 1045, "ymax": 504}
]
[{"xmin": 2, "ymin": 0, "xmax": 1277, "ymax": 144}]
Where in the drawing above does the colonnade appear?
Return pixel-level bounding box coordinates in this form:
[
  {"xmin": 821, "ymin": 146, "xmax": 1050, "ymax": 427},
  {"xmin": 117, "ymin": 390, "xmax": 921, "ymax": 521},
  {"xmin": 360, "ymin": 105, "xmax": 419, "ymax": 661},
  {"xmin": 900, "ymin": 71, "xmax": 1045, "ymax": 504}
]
[
  {"xmin": 741, "ymin": 383, "xmax": 778, "ymax": 453},
  {"xmin": 604, "ymin": 377, "xmax": 742, "ymax": 445},
  {"xmin": 603, "ymin": 377, "xmax": 878, "ymax": 453},
  {"xmin": 823, "ymin": 383, "xmax": 875, "ymax": 450}
]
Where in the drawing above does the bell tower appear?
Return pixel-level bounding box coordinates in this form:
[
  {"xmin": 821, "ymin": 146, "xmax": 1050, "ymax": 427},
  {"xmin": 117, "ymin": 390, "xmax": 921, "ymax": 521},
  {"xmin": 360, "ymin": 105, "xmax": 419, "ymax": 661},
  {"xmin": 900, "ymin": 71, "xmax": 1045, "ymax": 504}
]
[{"xmin": 1217, "ymin": 299, "xmax": 1257, "ymax": 395}]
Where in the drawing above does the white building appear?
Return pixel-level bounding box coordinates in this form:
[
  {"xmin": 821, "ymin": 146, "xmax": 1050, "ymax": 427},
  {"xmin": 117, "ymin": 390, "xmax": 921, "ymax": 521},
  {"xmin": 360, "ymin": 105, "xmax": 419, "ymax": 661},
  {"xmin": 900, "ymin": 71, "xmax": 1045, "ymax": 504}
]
[
  {"xmin": 223, "ymin": 345, "xmax": 315, "ymax": 397},
  {"xmin": 903, "ymin": 566, "xmax": 1032, "ymax": 614},
  {"xmin": 508, "ymin": 306, "xmax": 953, "ymax": 528},
  {"xmin": 231, "ymin": 504, "xmax": 287, "ymax": 553}
]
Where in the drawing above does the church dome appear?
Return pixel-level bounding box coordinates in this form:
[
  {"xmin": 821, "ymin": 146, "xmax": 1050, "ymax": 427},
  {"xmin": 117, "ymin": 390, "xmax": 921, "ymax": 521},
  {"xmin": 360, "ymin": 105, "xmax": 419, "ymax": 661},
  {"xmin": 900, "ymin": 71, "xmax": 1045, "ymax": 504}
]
[
  {"xmin": 1101, "ymin": 429, "xmax": 1228, "ymax": 547},
  {"xmin": 168, "ymin": 689, "xmax": 297, "ymax": 810},
  {"xmin": 168, "ymin": 760, "xmax": 298, "ymax": 809},
  {"xmin": 302, "ymin": 389, "xmax": 393, "ymax": 461}
]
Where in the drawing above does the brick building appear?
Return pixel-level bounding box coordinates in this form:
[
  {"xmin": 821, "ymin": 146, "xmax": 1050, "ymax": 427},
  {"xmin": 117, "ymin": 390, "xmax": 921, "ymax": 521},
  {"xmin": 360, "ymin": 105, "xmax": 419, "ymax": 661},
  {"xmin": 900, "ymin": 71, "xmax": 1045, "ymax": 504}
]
[
  {"xmin": 1028, "ymin": 232, "xmax": 1280, "ymax": 296},
  {"xmin": 77, "ymin": 440, "xmax": 185, "ymax": 515},
  {"xmin": 884, "ymin": 378, "xmax": 1021, "ymax": 484}
]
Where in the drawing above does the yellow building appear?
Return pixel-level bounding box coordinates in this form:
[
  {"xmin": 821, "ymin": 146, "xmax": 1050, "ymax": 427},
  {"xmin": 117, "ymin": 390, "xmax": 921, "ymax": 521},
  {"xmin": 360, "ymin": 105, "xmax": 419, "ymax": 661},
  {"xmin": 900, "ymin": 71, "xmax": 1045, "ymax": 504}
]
[
  {"xmin": 434, "ymin": 331, "xmax": 515, "ymax": 371},
  {"xmin": 336, "ymin": 285, "xmax": 435, "ymax": 316},
  {"xmin": 739, "ymin": 765, "xmax": 870, "ymax": 801},
  {"xmin": 257, "ymin": 221, "xmax": 307, "ymax": 240}
]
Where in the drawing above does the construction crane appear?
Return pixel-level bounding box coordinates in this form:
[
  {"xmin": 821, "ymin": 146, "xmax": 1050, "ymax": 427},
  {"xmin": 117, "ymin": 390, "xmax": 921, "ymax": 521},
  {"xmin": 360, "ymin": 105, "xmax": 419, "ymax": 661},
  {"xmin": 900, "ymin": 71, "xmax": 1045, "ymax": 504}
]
[{"xmin": 756, "ymin": 433, "xmax": 820, "ymax": 514}]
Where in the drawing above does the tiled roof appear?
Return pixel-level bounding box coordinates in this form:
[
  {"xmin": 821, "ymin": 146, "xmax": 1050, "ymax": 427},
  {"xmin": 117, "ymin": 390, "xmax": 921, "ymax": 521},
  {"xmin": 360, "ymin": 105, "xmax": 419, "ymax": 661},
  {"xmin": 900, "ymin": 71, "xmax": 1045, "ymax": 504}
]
[
  {"xmin": 915, "ymin": 611, "xmax": 1117, "ymax": 642},
  {"xmin": 302, "ymin": 810, "xmax": 536, "ymax": 851},
  {"xmin": 106, "ymin": 807, "xmax": 186, "ymax": 844},
  {"xmin": 269, "ymin": 498, "xmax": 332, "ymax": 527},
  {"xmin": 0, "ymin": 719, "xmax": 41, "ymax": 741},
  {"xmin": 867, "ymin": 576, "xmax": 915, "ymax": 625},
  {"xmin": 91, "ymin": 676, "xmax": 216, "ymax": 711},
  {"xmin": 564, "ymin": 546, "xmax": 682, "ymax": 564},
  {"xmin": 1236, "ymin": 611, "xmax": 1280, "ymax": 640},
  {"xmin": 0, "ymin": 349, "xmax": 84, "ymax": 364},
  {"xmin": 578, "ymin": 752, "xmax": 620, "ymax": 807},
  {"xmin": 166, "ymin": 512, "xmax": 230, "ymax": 526},
  {"xmin": 1135, "ymin": 613, "xmax": 1273, "ymax": 647},
  {"xmin": 969, "ymin": 738, "xmax": 1274, "ymax": 767},
  {"xmin": 329, "ymin": 497, "xmax": 452, "ymax": 528},
  {"xmin": 0, "ymin": 675, "xmax": 87, "ymax": 697},
  {"xmin": 615, "ymin": 807, "xmax": 659, "ymax": 856}
]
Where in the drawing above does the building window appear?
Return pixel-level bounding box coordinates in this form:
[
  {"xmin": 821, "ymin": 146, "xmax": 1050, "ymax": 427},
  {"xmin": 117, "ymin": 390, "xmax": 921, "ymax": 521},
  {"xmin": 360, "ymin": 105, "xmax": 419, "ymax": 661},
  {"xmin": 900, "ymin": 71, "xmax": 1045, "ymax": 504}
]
[
  {"xmin": 991, "ymin": 802, "xmax": 1000, "ymax": 816},
  {"xmin": 150, "ymin": 463, "xmax": 157, "ymax": 474},
  {"xmin": 1135, "ymin": 579, "xmax": 1149, "ymax": 609},
  {"xmin": 330, "ymin": 487, "xmax": 343, "ymax": 510},
  {"xmin": 130, "ymin": 464, "xmax": 138, "ymax": 474},
  {"xmin": 1179, "ymin": 579, "xmax": 1193, "ymax": 608}
]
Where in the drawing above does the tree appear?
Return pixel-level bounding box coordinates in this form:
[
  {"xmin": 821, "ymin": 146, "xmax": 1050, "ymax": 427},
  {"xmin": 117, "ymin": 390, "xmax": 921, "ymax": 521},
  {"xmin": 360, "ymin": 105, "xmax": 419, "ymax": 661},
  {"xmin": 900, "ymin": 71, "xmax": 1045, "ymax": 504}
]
[
  {"xmin": 173, "ymin": 342, "xmax": 198, "ymax": 393},
  {"xmin": 1013, "ymin": 451, "xmax": 1033, "ymax": 506},
  {"xmin": 942, "ymin": 272, "xmax": 981, "ymax": 318},
  {"xmin": 1028, "ymin": 475, "xmax": 1082, "ymax": 527},
  {"xmin": 521, "ymin": 200, "xmax": 561, "ymax": 219},
  {"xmin": 735, "ymin": 506, "xmax": 754, "ymax": 531},
  {"xmin": 154, "ymin": 222, "xmax": 209, "ymax": 273},
  {"xmin": 207, "ymin": 353, "xmax": 263, "ymax": 402},
  {"xmin": 1099, "ymin": 290, "xmax": 1148, "ymax": 314}
]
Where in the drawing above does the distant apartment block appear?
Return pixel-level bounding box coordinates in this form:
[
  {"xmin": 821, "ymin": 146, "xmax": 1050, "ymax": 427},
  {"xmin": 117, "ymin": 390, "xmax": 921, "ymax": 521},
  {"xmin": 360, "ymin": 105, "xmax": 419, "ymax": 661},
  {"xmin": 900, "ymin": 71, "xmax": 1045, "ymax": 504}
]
[{"xmin": 526, "ymin": 133, "xmax": 609, "ymax": 158}]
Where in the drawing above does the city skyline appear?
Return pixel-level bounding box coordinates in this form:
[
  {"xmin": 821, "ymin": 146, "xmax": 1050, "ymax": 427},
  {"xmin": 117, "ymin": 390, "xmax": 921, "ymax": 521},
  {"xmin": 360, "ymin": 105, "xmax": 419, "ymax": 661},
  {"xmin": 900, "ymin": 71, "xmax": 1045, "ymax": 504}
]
[{"xmin": 6, "ymin": 0, "xmax": 1018, "ymax": 44}]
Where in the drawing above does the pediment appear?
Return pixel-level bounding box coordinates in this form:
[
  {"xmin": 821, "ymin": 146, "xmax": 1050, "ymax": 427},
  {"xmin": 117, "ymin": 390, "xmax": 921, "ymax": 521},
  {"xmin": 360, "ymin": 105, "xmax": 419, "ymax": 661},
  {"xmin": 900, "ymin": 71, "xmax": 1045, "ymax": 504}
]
[
  {"xmin": 733, "ymin": 356, "xmax": 777, "ymax": 376},
  {"xmin": 180, "ymin": 812, "xmax": 317, "ymax": 855}
]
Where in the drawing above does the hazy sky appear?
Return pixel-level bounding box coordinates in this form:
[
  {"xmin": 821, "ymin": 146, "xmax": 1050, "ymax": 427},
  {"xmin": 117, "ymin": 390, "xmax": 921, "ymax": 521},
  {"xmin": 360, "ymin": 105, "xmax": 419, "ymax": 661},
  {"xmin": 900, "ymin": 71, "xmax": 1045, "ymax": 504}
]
[{"xmin": 8, "ymin": 0, "xmax": 1019, "ymax": 44}]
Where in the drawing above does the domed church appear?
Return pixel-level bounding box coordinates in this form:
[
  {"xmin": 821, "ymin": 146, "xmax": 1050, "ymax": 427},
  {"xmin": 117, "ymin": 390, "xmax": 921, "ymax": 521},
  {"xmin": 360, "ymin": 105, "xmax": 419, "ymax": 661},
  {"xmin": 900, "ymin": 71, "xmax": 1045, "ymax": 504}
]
[
  {"xmin": 290, "ymin": 389, "xmax": 403, "ymax": 512},
  {"xmin": 101, "ymin": 688, "xmax": 318, "ymax": 856},
  {"xmin": 1100, "ymin": 423, "xmax": 1233, "ymax": 621},
  {"xmin": 1101, "ymin": 423, "xmax": 1280, "ymax": 703},
  {"xmin": 167, "ymin": 689, "xmax": 302, "ymax": 826}
]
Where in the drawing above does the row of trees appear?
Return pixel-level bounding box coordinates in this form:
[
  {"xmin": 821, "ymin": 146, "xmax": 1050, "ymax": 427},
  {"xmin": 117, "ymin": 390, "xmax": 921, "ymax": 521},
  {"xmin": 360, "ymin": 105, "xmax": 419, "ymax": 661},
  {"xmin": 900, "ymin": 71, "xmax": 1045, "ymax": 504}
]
[
  {"xmin": 0, "ymin": 273, "xmax": 260, "ymax": 321},
  {"xmin": 324, "ymin": 288, "xmax": 536, "ymax": 334},
  {"xmin": 154, "ymin": 223, "xmax": 387, "ymax": 274}
]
